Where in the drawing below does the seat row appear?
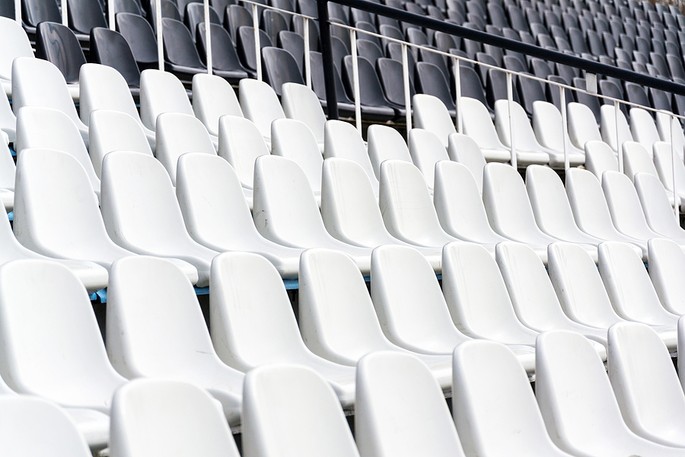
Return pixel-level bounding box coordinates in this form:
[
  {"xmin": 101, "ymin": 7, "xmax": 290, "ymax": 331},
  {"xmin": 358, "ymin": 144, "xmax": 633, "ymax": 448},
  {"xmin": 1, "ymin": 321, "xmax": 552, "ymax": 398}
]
[{"xmin": 4, "ymin": 248, "xmax": 685, "ymax": 455}]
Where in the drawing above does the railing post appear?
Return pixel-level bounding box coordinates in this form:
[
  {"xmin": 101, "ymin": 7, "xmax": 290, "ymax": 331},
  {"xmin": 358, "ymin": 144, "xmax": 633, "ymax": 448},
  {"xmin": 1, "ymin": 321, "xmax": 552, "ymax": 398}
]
[
  {"xmin": 453, "ymin": 57, "xmax": 462, "ymax": 133},
  {"xmin": 204, "ymin": 0, "xmax": 213, "ymax": 75},
  {"xmin": 252, "ymin": 3, "xmax": 262, "ymax": 81},
  {"xmin": 670, "ymin": 113, "xmax": 680, "ymax": 219},
  {"xmin": 402, "ymin": 43, "xmax": 412, "ymax": 130},
  {"xmin": 108, "ymin": 0, "xmax": 115, "ymax": 30},
  {"xmin": 14, "ymin": 0, "xmax": 20, "ymax": 23},
  {"xmin": 560, "ymin": 86, "xmax": 569, "ymax": 173},
  {"xmin": 155, "ymin": 0, "xmax": 164, "ymax": 71},
  {"xmin": 61, "ymin": 0, "xmax": 68, "ymax": 26},
  {"xmin": 317, "ymin": 0, "xmax": 338, "ymax": 119},
  {"xmin": 506, "ymin": 71, "xmax": 517, "ymax": 169},
  {"xmin": 304, "ymin": 17, "xmax": 311, "ymax": 88},
  {"xmin": 614, "ymin": 100, "xmax": 622, "ymax": 172},
  {"xmin": 350, "ymin": 28, "xmax": 362, "ymax": 132}
]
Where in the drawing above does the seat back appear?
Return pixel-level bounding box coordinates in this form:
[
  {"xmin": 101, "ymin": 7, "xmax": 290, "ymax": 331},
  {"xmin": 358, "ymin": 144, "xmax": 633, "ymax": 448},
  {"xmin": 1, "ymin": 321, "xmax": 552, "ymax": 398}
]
[
  {"xmin": 601, "ymin": 170, "xmax": 659, "ymax": 239},
  {"xmin": 367, "ymin": 124, "xmax": 411, "ymax": 178},
  {"xmin": 116, "ymin": 12, "xmax": 159, "ymax": 68},
  {"xmin": 412, "ymin": 94, "xmax": 456, "ymax": 148},
  {"xmin": 252, "ymin": 155, "xmax": 328, "ymax": 245},
  {"xmin": 79, "ymin": 63, "xmax": 143, "ymax": 127},
  {"xmin": 433, "ymin": 160, "xmax": 501, "ymax": 241},
  {"xmin": 321, "ymin": 158, "xmax": 393, "ymax": 246},
  {"xmin": 623, "ymin": 141, "xmax": 659, "ymax": 181},
  {"xmin": 565, "ymin": 168, "xmax": 622, "ymax": 237},
  {"xmin": 635, "ymin": 173, "xmax": 683, "ymax": 241},
  {"xmin": 532, "ymin": 100, "xmax": 577, "ymax": 154},
  {"xmin": 209, "ymin": 252, "xmax": 311, "ymax": 370},
  {"xmin": 162, "ymin": 18, "xmax": 206, "ymax": 69},
  {"xmin": 262, "ymin": 47, "xmax": 304, "ymax": 96},
  {"xmin": 68, "ymin": 0, "xmax": 107, "ymax": 33},
  {"xmin": 585, "ymin": 140, "xmax": 619, "ymax": 178},
  {"xmin": 156, "ymin": 113, "xmax": 216, "ymax": 185},
  {"xmin": 239, "ymin": 78, "xmax": 285, "ymax": 142},
  {"xmin": 446, "ymin": 133, "xmax": 486, "ymax": 193},
  {"xmin": 371, "ymin": 245, "xmax": 468, "ymax": 348},
  {"xmin": 656, "ymin": 112, "xmax": 685, "ymax": 158},
  {"xmin": 89, "ymin": 110, "xmax": 153, "ymax": 177},
  {"xmin": 107, "ymin": 256, "xmax": 223, "ymax": 377},
  {"xmin": 0, "ymin": 17, "xmax": 33, "ymax": 80},
  {"xmin": 242, "ymin": 365, "xmax": 360, "ymax": 457},
  {"xmin": 217, "ymin": 115, "xmax": 269, "ymax": 190},
  {"xmin": 11, "ymin": 57, "xmax": 81, "ymax": 127},
  {"xmin": 23, "ymin": 0, "xmax": 60, "ymax": 27},
  {"xmin": 649, "ymin": 238, "xmax": 685, "ymax": 316},
  {"xmin": 35, "ymin": 21, "xmax": 86, "ymax": 84},
  {"xmin": 599, "ymin": 104, "xmax": 634, "ymax": 152},
  {"xmin": 271, "ymin": 118, "xmax": 323, "ymax": 194},
  {"xmin": 462, "ymin": 97, "xmax": 508, "ymax": 151},
  {"xmin": 379, "ymin": 160, "xmax": 453, "ymax": 245},
  {"xmin": 282, "ymin": 83, "xmax": 326, "ymax": 145},
  {"xmin": 629, "ymin": 107, "xmax": 661, "ymax": 153},
  {"xmin": 237, "ymin": 26, "xmax": 272, "ymax": 72},
  {"xmin": 139, "ymin": 69, "xmax": 193, "ymax": 130},
  {"xmin": 653, "ymin": 141, "xmax": 685, "ymax": 194},
  {"xmin": 494, "ymin": 99, "xmax": 543, "ymax": 151},
  {"xmin": 324, "ymin": 120, "xmax": 376, "ymax": 185},
  {"xmin": 547, "ymin": 242, "xmax": 621, "ymax": 326},
  {"xmin": 356, "ymin": 352, "xmax": 466, "ymax": 457},
  {"xmin": 453, "ymin": 340, "xmax": 565, "ymax": 456},
  {"xmin": 90, "ymin": 27, "xmax": 141, "ymax": 88},
  {"xmin": 192, "ymin": 73, "xmax": 243, "ymax": 137},
  {"xmin": 0, "ymin": 397, "xmax": 91, "ymax": 456},
  {"xmin": 415, "ymin": 61, "xmax": 455, "ymax": 110},
  {"xmin": 567, "ymin": 102, "xmax": 601, "ymax": 149},
  {"xmin": 0, "ymin": 259, "xmax": 125, "ymax": 407},
  {"xmin": 196, "ymin": 23, "xmax": 247, "ymax": 77},
  {"xmin": 407, "ymin": 128, "xmax": 449, "ymax": 190},
  {"xmin": 110, "ymin": 379, "xmax": 240, "ymax": 457},
  {"xmin": 15, "ymin": 107, "xmax": 100, "ymax": 194}
]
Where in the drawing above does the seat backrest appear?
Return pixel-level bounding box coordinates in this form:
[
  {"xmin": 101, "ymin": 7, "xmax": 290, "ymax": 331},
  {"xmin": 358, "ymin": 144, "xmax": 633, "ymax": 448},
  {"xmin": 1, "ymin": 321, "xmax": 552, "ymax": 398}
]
[
  {"xmin": 176, "ymin": 153, "xmax": 262, "ymax": 247},
  {"xmin": 239, "ymin": 78, "xmax": 285, "ymax": 141},
  {"xmin": 110, "ymin": 379, "xmax": 240, "ymax": 457},
  {"xmin": 15, "ymin": 107, "xmax": 100, "ymax": 195},
  {"xmin": 217, "ymin": 115, "xmax": 269, "ymax": 190},
  {"xmin": 89, "ymin": 110, "xmax": 153, "ymax": 178},
  {"xmin": 209, "ymin": 252, "xmax": 312, "ymax": 370},
  {"xmin": 237, "ymin": 26, "xmax": 272, "ymax": 71},
  {"xmin": 35, "ymin": 21, "xmax": 86, "ymax": 84},
  {"xmin": 648, "ymin": 238, "xmax": 685, "ymax": 316},
  {"xmin": 68, "ymin": 0, "xmax": 107, "ymax": 33},
  {"xmin": 653, "ymin": 141, "xmax": 685, "ymax": 194},
  {"xmin": 599, "ymin": 104, "xmax": 634, "ymax": 152},
  {"xmin": 532, "ymin": 100, "xmax": 574, "ymax": 153},
  {"xmin": 535, "ymin": 331, "xmax": 639, "ymax": 450},
  {"xmin": 371, "ymin": 244, "xmax": 469, "ymax": 346},
  {"xmin": 298, "ymin": 248, "xmax": 396, "ymax": 363},
  {"xmin": 242, "ymin": 365, "xmax": 360, "ymax": 457},
  {"xmin": 139, "ymin": 69, "xmax": 193, "ymax": 130},
  {"xmin": 453, "ymin": 340, "xmax": 565, "ymax": 457},
  {"xmin": 342, "ymin": 55, "xmax": 390, "ymax": 108},
  {"xmin": 494, "ymin": 99, "xmax": 542, "ymax": 151},
  {"xmin": 324, "ymin": 120, "xmax": 377, "ymax": 185},
  {"xmin": 635, "ymin": 172, "xmax": 682, "ymax": 240},
  {"xmin": 106, "ymin": 256, "xmax": 226, "ymax": 377},
  {"xmin": 321, "ymin": 158, "xmax": 393, "ymax": 246},
  {"xmin": 282, "ymin": 83, "xmax": 326, "ymax": 145},
  {"xmin": 629, "ymin": 107, "xmax": 661, "ymax": 153},
  {"xmin": 0, "ymin": 397, "xmax": 91, "ymax": 456},
  {"xmin": 13, "ymin": 149, "xmax": 122, "ymax": 258},
  {"xmin": 607, "ymin": 322, "xmax": 685, "ymax": 444},
  {"xmin": 433, "ymin": 160, "xmax": 499, "ymax": 241},
  {"xmin": 567, "ymin": 102, "xmax": 601, "ymax": 149},
  {"xmin": 407, "ymin": 128, "xmax": 449, "ymax": 190},
  {"xmin": 262, "ymin": 47, "xmax": 304, "ymax": 96},
  {"xmin": 367, "ymin": 124, "xmax": 411, "ymax": 179},
  {"xmin": 415, "ymin": 61, "xmax": 455, "ymax": 110},
  {"xmin": 271, "ymin": 118, "xmax": 323, "ymax": 194},
  {"xmin": 356, "ymin": 352, "xmax": 466, "ymax": 457},
  {"xmin": 523, "ymin": 162, "xmax": 574, "ymax": 231},
  {"xmin": 584, "ymin": 139, "xmax": 618, "ymax": 178},
  {"xmin": 192, "ymin": 73, "xmax": 243, "ymax": 137},
  {"xmin": 655, "ymin": 112, "xmax": 685, "ymax": 157},
  {"xmin": 0, "ymin": 259, "xmax": 125, "ymax": 406},
  {"xmin": 23, "ymin": 0, "xmax": 60, "ymax": 27},
  {"xmin": 0, "ymin": 17, "xmax": 33, "ymax": 80},
  {"xmin": 252, "ymin": 155, "xmax": 329, "ymax": 245},
  {"xmin": 412, "ymin": 94, "xmax": 456, "ymax": 148},
  {"xmin": 623, "ymin": 141, "xmax": 659, "ymax": 181},
  {"xmin": 90, "ymin": 27, "xmax": 141, "ymax": 88},
  {"xmin": 79, "ymin": 63, "xmax": 143, "ymax": 127},
  {"xmin": 547, "ymin": 242, "xmax": 621, "ymax": 326},
  {"xmin": 162, "ymin": 18, "xmax": 206, "ymax": 68},
  {"xmin": 156, "ymin": 112, "xmax": 217, "ymax": 185},
  {"xmin": 379, "ymin": 160, "xmax": 453, "ymax": 245},
  {"xmin": 601, "ymin": 170, "xmax": 659, "ymax": 238},
  {"xmin": 462, "ymin": 97, "xmax": 508, "ymax": 150},
  {"xmin": 11, "ymin": 57, "xmax": 82, "ymax": 127},
  {"xmin": 565, "ymin": 168, "xmax": 622, "ymax": 237},
  {"xmin": 446, "ymin": 133, "xmax": 486, "ymax": 193},
  {"xmin": 197, "ymin": 23, "xmax": 246, "ymax": 75},
  {"xmin": 482, "ymin": 162, "xmax": 546, "ymax": 239},
  {"xmin": 100, "ymin": 151, "xmax": 199, "ymax": 250},
  {"xmin": 116, "ymin": 12, "xmax": 159, "ymax": 67}
]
